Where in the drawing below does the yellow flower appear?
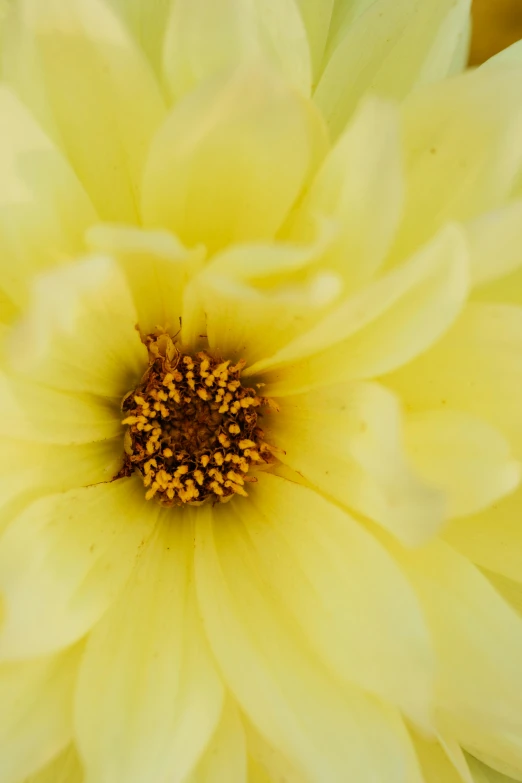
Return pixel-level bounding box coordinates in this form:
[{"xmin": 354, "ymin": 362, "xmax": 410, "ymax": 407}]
[{"xmin": 1, "ymin": 1, "xmax": 522, "ymax": 782}]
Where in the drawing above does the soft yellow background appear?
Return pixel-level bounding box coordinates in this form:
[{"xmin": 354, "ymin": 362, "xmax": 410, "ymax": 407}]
[{"xmin": 471, "ymin": 0, "xmax": 522, "ymax": 63}]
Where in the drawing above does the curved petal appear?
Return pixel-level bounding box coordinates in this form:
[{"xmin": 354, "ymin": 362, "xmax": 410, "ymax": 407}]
[
  {"xmin": 0, "ymin": 477, "xmax": 156, "ymax": 660},
  {"xmin": 294, "ymin": 0, "xmax": 335, "ymax": 78},
  {"xmin": 393, "ymin": 539, "xmax": 522, "ymax": 780},
  {"xmin": 466, "ymin": 202, "xmax": 522, "ymax": 288},
  {"xmin": 142, "ymin": 62, "xmax": 327, "ymax": 255},
  {"xmin": 103, "ymin": 0, "xmax": 173, "ymax": 77},
  {"xmin": 3, "ymin": 0, "xmax": 166, "ymax": 222},
  {"xmin": 385, "ymin": 303, "xmax": 522, "ymax": 459},
  {"xmin": 443, "ymin": 486, "xmax": 522, "ymax": 585},
  {"xmin": 0, "ymin": 86, "xmax": 97, "ymax": 309},
  {"xmin": 314, "ymin": 0, "xmax": 471, "ymax": 140},
  {"xmin": 467, "ymin": 756, "xmax": 518, "ymax": 783},
  {"xmin": 0, "ymin": 645, "xmax": 82, "ymax": 783},
  {"xmin": 76, "ymin": 518, "xmax": 224, "ymax": 783},
  {"xmin": 404, "ymin": 410, "xmax": 520, "ymax": 519},
  {"xmin": 8, "ymin": 255, "xmax": 148, "ymax": 398},
  {"xmin": 186, "ymin": 700, "xmax": 247, "ymax": 783},
  {"xmin": 246, "ymin": 224, "xmax": 468, "ymax": 392},
  {"xmin": 412, "ymin": 733, "xmax": 472, "ymax": 783},
  {"xmin": 195, "ymin": 489, "xmax": 424, "ymax": 783},
  {"xmin": 24, "ymin": 745, "xmax": 83, "ymax": 783},
  {"xmin": 264, "ymin": 382, "xmax": 445, "ymax": 546},
  {"xmin": 163, "ymin": 0, "xmax": 311, "ymax": 101}
]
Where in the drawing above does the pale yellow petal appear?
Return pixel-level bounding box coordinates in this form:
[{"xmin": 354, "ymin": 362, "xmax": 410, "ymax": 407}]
[
  {"xmin": 315, "ymin": 0, "xmax": 471, "ymax": 140},
  {"xmin": 288, "ymin": 97, "xmax": 404, "ymax": 292},
  {"xmin": 294, "ymin": 0, "xmax": 335, "ymax": 79},
  {"xmin": 393, "ymin": 540, "xmax": 522, "ymax": 779},
  {"xmin": 467, "ymin": 756, "xmax": 518, "ymax": 783},
  {"xmin": 8, "ymin": 255, "xmax": 148, "ymax": 398},
  {"xmin": 24, "ymin": 745, "xmax": 83, "ymax": 783},
  {"xmin": 391, "ymin": 67, "xmax": 522, "ymax": 261},
  {"xmin": 104, "ymin": 0, "xmax": 172, "ymax": 76},
  {"xmin": 0, "ymin": 477, "xmax": 155, "ymax": 660},
  {"xmin": 86, "ymin": 223, "xmax": 206, "ymax": 336},
  {"xmin": 0, "ymin": 644, "xmax": 82, "ymax": 783},
  {"xmin": 484, "ymin": 570, "xmax": 522, "ymax": 619},
  {"xmin": 186, "ymin": 700, "xmax": 247, "ymax": 783},
  {"xmin": 482, "ymin": 40, "xmax": 522, "ymax": 70},
  {"xmin": 412, "ymin": 733, "xmax": 472, "ymax": 783},
  {"xmin": 265, "ymin": 382, "xmax": 445, "ymax": 546},
  {"xmin": 246, "ymin": 225, "xmax": 468, "ymax": 393},
  {"xmin": 0, "ymin": 86, "xmax": 97, "ymax": 309},
  {"xmin": 195, "ymin": 497, "xmax": 424, "ymax": 783},
  {"xmin": 3, "ymin": 0, "xmax": 166, "ymax": 222},
  {"xmin": 404, "ymin": 410, "xmax": 520, "ymax": 519},
  {"xmin": 142, "ymin": 62, "xmax": 327, "ymax": 255},
  {"xmin": 467, "ymin": 202, "xmax": 522, "ymax": 287},
  {"xmin": 386, "ymin": 303, "xmax": 522, "ymax": 459},
  {"xmin": 443, "ymin": 487, "xmax": 522, "ymax": 585},
  {"xmin": 245, "ymin": 720, "xmax": 306, "ymax": 783},
  {"xmin": 235, "ymin": 473, "xmax": 434, "ymax": 724},
  {"xmin": 164, "ymin": 0, "xmax": 311, "ymax": 101},
  {"xmin": 76, "ymin": 517, "xmax": 224, "ymax": 783}
]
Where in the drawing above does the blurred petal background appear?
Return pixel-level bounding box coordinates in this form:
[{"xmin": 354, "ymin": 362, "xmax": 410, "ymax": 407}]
[{"xmin": 471, "ymin": 0, "xmax": 522, "ymax": 63}]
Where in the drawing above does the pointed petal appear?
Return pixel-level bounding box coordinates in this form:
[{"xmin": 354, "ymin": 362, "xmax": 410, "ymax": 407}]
[
  {"xmin": 412, "ymin": 733, "xmax": 472, "ymax": 783},
  {"xmin": 163, "ymin": 0, "xmax": 311, "ymax": 101},
  {"xmin": 246, "ymin": 225, "xmax": 468, "ymax": 392},
  {"xmin": 467, "ymin": 756, "xmax": 518, "ymax": 783},
  {"xmin": 86, "ymin": 224, "xmax": 206, "ymax": 336},
  {"xmin": 404, "ymin": 410, "xmax": 520, "ymax": 519},
  {"xmin": 0, "ymin": 645, "xmax": 82, "ymax": 783},
  {"xmin": 0, "ymin": 86, "xmax": 97, "ymax": 309},
  {"xmin": 8, "ymin": 256, "xmax": 148, "ymax": 398},
  {"xmin": 394, "ymin": 540, "xmax": 522, "ymax": 780},
  {"xmin": 103, "ymin": 0, "xmax": 173, "ymax": 76},
  {"xmin": 467, "ymin": 202, "xmax": 522, "ymax": 287},
  {"xmin": 76, "ymin": 518, "xmax": 224, "ymax": 783},
  {"xmin": 3, "ymin": 0, "xmax": 166, "ymax": 222},
  {"xmin": 289, "ymin": 97, "xmax": 404, "ymax": 292},
  {"xmin": 482, "ymin": 40, "xmax": 522, "ymax": 70},
  {"xmin": 24, "ymin": 746, "xmax": 83, "ymax": 783},
  {"xmin": 195, "ymin": 491, "xmax": 424, "ymax": 783},
  {"xmin": 0, "ymin": 478, "xmax": 156, "ymax": 659},
  {"xmin": 386, "ymin": 303, "xmax": 522, "ymax": 459},
  {"xmin": 186, "ymin": 700, "xmax": 247, "ymax": 783},
  {"xmin": 294, "ymin": 0, "xmax": 335, "ymax": 79},
  {"xmin": 142, "ymin": 62, "xmax": 327, "ymax": 255},
  {"xmin": 315, "ymin": 0, "xmax": 471, "ymax": 140},
  {"xmin": 265, "ymin": 382, "xmax": 445, "ymax": 546}
]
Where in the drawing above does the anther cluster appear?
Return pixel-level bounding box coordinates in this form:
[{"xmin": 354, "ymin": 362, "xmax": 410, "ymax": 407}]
[{"xmin": 119, "ymin": 331, "xmax": 276, "ymax": 506}]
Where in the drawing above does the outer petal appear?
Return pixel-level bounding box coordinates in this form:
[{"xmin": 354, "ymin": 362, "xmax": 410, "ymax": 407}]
[
  {"xmin": 195, "ymin": 486, "xmax": 424, "ymax": 783},
  {"xmin": 142, "ymin": 62, "xmax": 327, "ymax": 255},
  {"xmin": 24, "ymin": 746, "xmax": 83, "ymax": 783},
  {"xmin": 164, "ymin": 0, "xmax": 311, "ymax": 101},
  {"xmin": 385, "ymin": 303, "xmax": 522, "ymax": 459},
  {"xmin": 246, "ymin": 224, "xmax": 468, "ymax": 392},
  {"xmin": 394, "ymin": 540, "xmax": 522, "ymax": 780},
  {"xmin": 0, "ymin": 86, "xmax": 97, "ymax": 310},
  {"xmin": 0, "ymin": 646, "xmax": 82, "ymax": 783},
  {"xmin": 76, "ymin": 518, "xmax": 224, "ymax": 783},
  {"xmin": 0, "ymin": 477, "xmax": 156, "ymax": 660},
  {"xmin": 3, "ymin": 0, "xmax": 166, "ymax": 222},
  {"xmin": 186, "ymin": 700, "xmax": 247, "ymax": 783},
  {"xmin": 287, "ymin": 97, "xmax": 404, "ymax": 292},
  {"xmin": 392, "ymin": 67, "xmax": 522, "ymax": 261},
  {"xmin": 314, "ymin": 0, "xmax": 471, "ymax": 140},
  {"xmin": 264, "ymin": 382, "xmax": 445, "ymax": 546},
  {"xmin": 404, "ymin": 410, "xmax": 520, "ymax": 519},
  {"xmin": 8, "ymin": 256, "xmax": 148, "ymax": 398}
]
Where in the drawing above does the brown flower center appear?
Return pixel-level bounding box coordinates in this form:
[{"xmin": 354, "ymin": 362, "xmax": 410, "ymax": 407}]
[{"xmin": 118, "ymin": 331, "xmax": 277, "ymax": 506}]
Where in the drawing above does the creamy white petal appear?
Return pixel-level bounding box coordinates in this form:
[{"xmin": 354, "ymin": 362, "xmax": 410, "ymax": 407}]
[
  {"xmin": 142, "ymin": 62, "xmax": 327, "ymax": 255},
  {"xmin": 386, "ymin": 303, "xmax": 522, "ymax": 459},
  {"xmin": 246, "ymin": 225, "xmax": 468, "ymax": 393},
  {"xmin": 394, "ymin": 540, "xmax": 522, "ymax": 779},
  {"xmin": 86, "ymin": 223, "xmax": 206, "ymax": 336},
  {"xmin": 3, "ymin": 0, "xmax": 166, "ymax": 222},
  {"xmin": 264, "ymin": 382, "xmax": 445, "ymax": 546},
  {"xmin": 0, "ymin": 645, "xmax": 82, "ymax": 783},
  {"xmin": 8, "ymin": 256, "xmax": 148, "ymax": 398},
  {"xmin": 195, "ymin": 494, "xmax": 424, "ymax": 783},
  {"xmin": 0, "ymin": 477, "xmax": 156, "ymax": 659},
  {"xmin": 164, "ymin": 0, "xmax": 311, "ymax": 101},
  {"xmin": 76, "ymin": 517, "xmax": 223, "ymax": 783},
  {"xmin": 24, "ymin": 745, "xmax": 83, "ymax": 783},
  {"xmin": 186, "ymin": 700, "xmax": 247, "ymax": 783},
  {"xmin": 0, "ymin": 86, "xmax": 97, "ymax": 309},
  {"xmin": 467, "ymin": 202, "xmax": 522, "ymax": 287},
  {"xmin": 288, "ymin": 97, "xmax": 404, "ymax": 292},
  {"xmin": 315, "ymin": 0, "xmax": 471, "ymax": 140},
  {"xmin": 404, "ymin": 410, "xmax": 520, "ymax": 519},
  {"xmin": 392, "ymin": 67, "xmax": 522, "ymax": 261}
]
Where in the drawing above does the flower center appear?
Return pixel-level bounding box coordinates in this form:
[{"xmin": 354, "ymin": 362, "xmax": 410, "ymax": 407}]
[{"xmin": 118, "ymin": 330, "xmax": 277, "ymax": 506}]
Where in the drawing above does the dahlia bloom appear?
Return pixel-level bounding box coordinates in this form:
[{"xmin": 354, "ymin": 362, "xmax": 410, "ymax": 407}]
[{"xmin": 1, "ymin": 1, "xmax": 522, "ymax": 782}]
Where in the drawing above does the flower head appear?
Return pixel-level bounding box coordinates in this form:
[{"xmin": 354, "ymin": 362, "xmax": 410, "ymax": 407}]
[{"xmin": 1, "ymin": 2, "xmax": 522, "ymax": 783}]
